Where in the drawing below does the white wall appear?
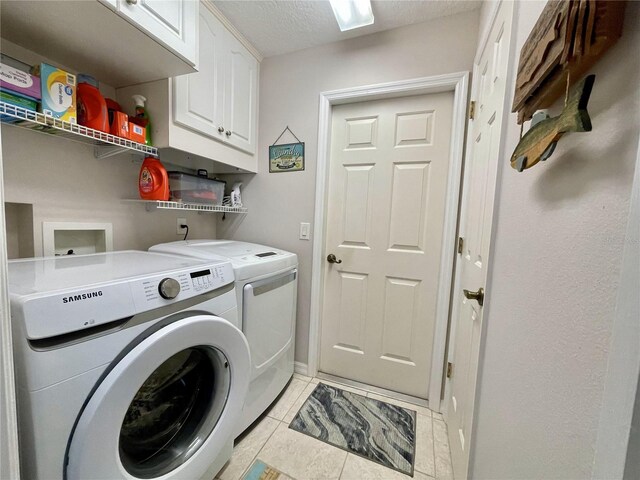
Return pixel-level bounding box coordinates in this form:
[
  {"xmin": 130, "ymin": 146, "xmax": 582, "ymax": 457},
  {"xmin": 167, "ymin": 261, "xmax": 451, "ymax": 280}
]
[
  {"xmin": 592, "ymin": 124, "xmax": 640, "ymax": 478},
  {"xmin": 2, "ymin": 126, "xmax": 217, "ymax": 255},
  {"xmin": 218, "ymin": 10, "xmax": 480, "ymax": 363},
  {"xmin": 470, "ymin": 2, "xmax": 640, "ymax": 478}
]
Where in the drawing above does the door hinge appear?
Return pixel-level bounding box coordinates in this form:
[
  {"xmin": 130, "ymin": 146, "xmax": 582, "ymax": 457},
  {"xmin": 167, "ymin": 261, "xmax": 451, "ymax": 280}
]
[
  {"xmin": 447, "ymin": 362, "xmax": 453, "ymax": 378},
  {"xmin": 457, "ymin": 237, "xmax": 464, "ymax": 255},
  {"xmin": 469, "ymin": 101, "xmax": 476, "ymax": 120}
]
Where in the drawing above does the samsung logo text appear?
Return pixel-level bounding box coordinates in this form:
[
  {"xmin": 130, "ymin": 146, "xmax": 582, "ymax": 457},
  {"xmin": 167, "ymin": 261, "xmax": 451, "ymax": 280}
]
[{"xmin": 62, "ymin": 291, "xmax": 103, "ymax": 303}]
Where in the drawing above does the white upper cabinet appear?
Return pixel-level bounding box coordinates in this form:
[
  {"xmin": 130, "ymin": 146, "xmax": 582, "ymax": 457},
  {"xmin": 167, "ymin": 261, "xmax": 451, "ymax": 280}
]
[
  {"xmin": 174, "ymin": 5, "xmax": 258, "ymax": 154},
  {"xmin": 174, "ymin": 10, "xmax": 226, "ymax": 138},
  {"xmin": 0, "ymin": 0, "xmax": 198, "ymax": 87},
  {"xmin": 117, "ymin": 0, "xmax": 198, "ymax": 67},
  {"xmin": 225, "ymin": 33, "xmax": 258, "ymax": 153}
]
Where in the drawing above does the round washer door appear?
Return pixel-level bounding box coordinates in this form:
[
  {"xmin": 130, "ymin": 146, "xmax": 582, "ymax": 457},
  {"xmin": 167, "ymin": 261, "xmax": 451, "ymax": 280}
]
[{"xmin": 66, "ymin": 315, "xmax": 250, "ymax": 480}]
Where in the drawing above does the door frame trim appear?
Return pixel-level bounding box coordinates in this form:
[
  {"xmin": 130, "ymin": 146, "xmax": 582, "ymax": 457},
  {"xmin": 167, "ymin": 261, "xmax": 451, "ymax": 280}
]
[
  {"xmin": 308, "ymin": 72, "xmax": 470, "ymax": 410},
  {"xmin": 0, "ymin": 127, "xmax": 21, "ymax": 477}
]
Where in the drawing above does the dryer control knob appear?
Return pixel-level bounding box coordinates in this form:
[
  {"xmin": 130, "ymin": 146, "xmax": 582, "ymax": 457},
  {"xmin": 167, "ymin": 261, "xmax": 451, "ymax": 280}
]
[{"xmin": 158, "ymin": 278, "xmax": 180, "ymax": 299}]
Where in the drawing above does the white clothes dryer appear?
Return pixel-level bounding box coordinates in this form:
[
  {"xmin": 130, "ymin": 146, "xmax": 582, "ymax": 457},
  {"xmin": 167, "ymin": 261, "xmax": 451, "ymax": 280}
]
[
  {"xmin": 150, "ymin": 240, "xmax": 297, "ymax": 434},
  {"xmin": 8, "ymin": 251, "xmax": 251, "ymax": 480}
]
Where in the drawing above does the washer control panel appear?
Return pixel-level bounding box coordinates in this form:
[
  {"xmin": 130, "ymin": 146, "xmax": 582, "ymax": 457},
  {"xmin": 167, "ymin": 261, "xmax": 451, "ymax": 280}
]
[
  {"xmin": 131, "ymin": 262, "xmax": 233, "ymax": 311},
  {"xmin": 158, "ymin": 277, "xmax": 181, "ymax": 299},
  {"xmin": 189, "ymin": 268, "xmax": 215, "ymax": 291}
]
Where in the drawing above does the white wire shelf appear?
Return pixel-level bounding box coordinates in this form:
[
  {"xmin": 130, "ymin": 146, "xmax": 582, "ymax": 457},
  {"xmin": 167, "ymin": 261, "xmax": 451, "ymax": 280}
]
[
  {"xmin": 0, "ymin": 101, "xmax": 158, "ymax": 158},
  {"xmin": 126, "ymin": 199, "xmax": 248, "ymax": 214}
]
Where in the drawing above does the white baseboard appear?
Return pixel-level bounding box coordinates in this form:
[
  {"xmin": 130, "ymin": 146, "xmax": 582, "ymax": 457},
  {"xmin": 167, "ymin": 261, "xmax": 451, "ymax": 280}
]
[{"xmin": 294, "ymin": 361, "xmax": 308, "ymax": 376}]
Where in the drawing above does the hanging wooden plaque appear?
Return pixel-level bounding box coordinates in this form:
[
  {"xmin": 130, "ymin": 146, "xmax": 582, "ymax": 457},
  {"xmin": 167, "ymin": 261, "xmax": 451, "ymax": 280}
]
[{"xmin": 512, "ymin": 0, "xmax": 626, "ymax": 124}]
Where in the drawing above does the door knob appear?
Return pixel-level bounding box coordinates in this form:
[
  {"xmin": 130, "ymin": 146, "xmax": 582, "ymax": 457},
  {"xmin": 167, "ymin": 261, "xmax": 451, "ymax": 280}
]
[
  {"xmin": 126, "ymin": 0, "xmax": 138, "ymax": 4},
  {"xmin": 463, "ymin": 287, "xmax": 484, "ymax": 306},
  {"xmin": 225, "ymin": 130, "xmax": 232, "ymax": 137},
  {"xmin": 218, "ymin": 126, "xmax": 225, "ymax": 133},
  {"xmin": 326, "ymin": 254, "xmax": 342, "ymax": 264}
]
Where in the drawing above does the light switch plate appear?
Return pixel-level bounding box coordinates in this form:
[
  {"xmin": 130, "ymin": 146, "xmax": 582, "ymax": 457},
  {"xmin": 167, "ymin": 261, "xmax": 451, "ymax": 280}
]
[{"xmin": 299, "ymin": 222, "xmax": 311, "ymax": 240}]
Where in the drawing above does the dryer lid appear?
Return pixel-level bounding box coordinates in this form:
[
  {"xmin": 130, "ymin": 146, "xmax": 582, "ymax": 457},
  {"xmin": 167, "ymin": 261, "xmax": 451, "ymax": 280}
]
[{"xmin": 150, "ymin": 241, "xmax": 298, "ymax": 281}]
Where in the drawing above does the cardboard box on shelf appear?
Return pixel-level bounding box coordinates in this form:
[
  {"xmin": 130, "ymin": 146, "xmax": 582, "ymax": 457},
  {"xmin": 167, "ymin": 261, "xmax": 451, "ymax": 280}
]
[
  {"xmin": 110, "ymin": 111, "xmax": 129, "ymax": 138},
  {"xmin": 0, "ymin": 62, "xmax": 41, "ymax": 100},
  {"xmin": 36, "ymin": 63, "xmax": 76, "ymax": 123},
  {"xmin": 128, "ymin": 121, "xmax": 146, "ymax": 144}
]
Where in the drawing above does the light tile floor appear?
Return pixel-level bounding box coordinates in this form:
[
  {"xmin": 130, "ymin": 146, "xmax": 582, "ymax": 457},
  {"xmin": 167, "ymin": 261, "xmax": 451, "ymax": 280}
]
[{"xmin": 216, "ymin": 375, "xmax": 454, "ymax": 480}]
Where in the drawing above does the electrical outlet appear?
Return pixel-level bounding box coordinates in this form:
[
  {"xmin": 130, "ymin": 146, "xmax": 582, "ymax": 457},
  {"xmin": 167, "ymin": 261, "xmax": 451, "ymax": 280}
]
[{"xmin": 177, "ymin": 218, "xmax": 187, "ymax": 235}]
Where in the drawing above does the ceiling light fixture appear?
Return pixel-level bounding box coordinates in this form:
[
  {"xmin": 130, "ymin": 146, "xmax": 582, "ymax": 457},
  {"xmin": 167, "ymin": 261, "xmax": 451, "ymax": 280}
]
[{"xmin": 329, "ymin": 0, "xmax": 374, "ymax": 32}]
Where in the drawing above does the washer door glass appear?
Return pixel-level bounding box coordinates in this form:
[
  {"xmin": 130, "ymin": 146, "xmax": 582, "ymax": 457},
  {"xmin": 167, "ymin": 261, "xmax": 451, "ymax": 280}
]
[{"xmin": 119, "ymin": 346, "xmax": 230, "ymax": 478}]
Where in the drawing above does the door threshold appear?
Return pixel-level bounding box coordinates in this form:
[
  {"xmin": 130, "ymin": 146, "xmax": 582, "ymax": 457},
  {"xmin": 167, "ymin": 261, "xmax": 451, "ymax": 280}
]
[{"xmin": 316, "ymin": 372, "xmax": 430, "ymax": 409}]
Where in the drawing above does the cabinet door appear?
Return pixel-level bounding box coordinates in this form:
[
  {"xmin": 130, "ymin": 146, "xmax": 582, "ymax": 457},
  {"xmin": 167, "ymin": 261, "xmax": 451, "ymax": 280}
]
[
  {"xmin": 118, "ymin": 0, "xmax": 197, "ymax": 66},
  {"xmin": 173, "ymin": 7, "xmax": 226, "ymax": 138},
  {"xmin": 224, "ymin": 32, "xmax": 258, "ymax": 154}
]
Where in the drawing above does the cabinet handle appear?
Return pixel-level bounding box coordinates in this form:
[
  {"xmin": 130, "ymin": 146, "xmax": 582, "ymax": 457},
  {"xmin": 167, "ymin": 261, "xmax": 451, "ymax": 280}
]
[
  {"xmin": 126, "ymin": 0, "xmax": 138, "ymax": 4},
  {"xmin": 225, "ymin": 130, "xmax": 232, "ymax": 137},
  {"xmin": 218, "ymin": 126, "xmax": 225, "ymax": 133}
]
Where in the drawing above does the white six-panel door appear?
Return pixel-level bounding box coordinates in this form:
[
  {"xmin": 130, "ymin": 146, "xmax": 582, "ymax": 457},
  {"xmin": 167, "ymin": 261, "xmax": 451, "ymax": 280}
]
[
  {"xmin": 320, "ymin": 93, "xmax": 454, "ymax": 398},
  {"xmin": 447, "ymin": 2, "xmax": 514, "ymax": 478}
]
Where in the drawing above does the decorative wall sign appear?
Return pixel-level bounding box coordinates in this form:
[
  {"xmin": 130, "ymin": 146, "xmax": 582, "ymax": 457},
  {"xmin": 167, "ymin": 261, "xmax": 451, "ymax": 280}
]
[
  {"xmin": 512, "ymin": 0, "xmax": 625, "ymax": 124},
  {"xmin": 269, "ymin": 126, "xmax": 305, "ymax": 173}
]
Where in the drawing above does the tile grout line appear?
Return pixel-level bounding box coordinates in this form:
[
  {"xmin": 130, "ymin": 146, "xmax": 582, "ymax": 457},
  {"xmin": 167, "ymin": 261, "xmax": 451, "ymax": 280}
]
[
  {"xmin": 411, "ymin": 414, "xmax": 434, "ymax": 479},
  {"xmin": 431, "ymin": 414, "xmax": 438, "ymax": 479},
  {"xmin": 235, "ymin": 417, "xmax": 283, "ymax": 480},
  {"xmin": 436, "ymin": 418, "xmax": 455, "ymax": 476},
  {"xmin": 247, "ymin": 378, "xmax": 313, "ymax": 478},
  {"xmin": 337, "ymin": 451, "xmax": 349, "ymax": 479},
  {"xmin": 280, "ymin": 379, "xmax": 312, "ymax": 421}
]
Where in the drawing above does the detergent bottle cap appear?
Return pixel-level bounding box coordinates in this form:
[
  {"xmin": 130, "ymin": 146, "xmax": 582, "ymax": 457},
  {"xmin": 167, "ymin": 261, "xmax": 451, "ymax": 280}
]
[{"xmin": 132, "ymin": 95, "xmax": 147, "ymax": 108}]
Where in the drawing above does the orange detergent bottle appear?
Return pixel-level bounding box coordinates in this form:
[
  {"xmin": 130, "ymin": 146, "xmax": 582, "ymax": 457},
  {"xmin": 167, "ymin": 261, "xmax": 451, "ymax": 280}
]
[{"xmin": 138, "ymin": 157, "xmax": 169, "ymax": 201}]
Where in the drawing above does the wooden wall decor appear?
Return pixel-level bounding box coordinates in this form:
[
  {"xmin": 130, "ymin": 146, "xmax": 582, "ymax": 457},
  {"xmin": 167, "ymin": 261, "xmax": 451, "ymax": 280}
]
[
  {"xmin": 511, "ymin": 74, "xmax": 595, "ymax": 172},
  {"xmin": 512, "ymin": 0, "xmax": 626, "ymax": 124}
]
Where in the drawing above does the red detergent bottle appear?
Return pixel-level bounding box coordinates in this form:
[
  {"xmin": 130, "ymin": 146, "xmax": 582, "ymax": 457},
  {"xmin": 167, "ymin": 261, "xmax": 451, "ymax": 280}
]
[
  {"xmin": 138, "ymin": 157, "xmax": 169, "ymax": 201},
  {"xmin": 77, "ymin": 75, "xmax": 108, "ymax": 132}
]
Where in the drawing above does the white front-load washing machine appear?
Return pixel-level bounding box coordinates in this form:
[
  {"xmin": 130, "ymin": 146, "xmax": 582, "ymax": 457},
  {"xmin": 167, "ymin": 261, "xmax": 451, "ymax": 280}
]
[
  {"xmin": 8, "ymin": 251, "xmax": 251, "ymax": 480},
  {"xmin": 150, "ymin": 240, "xmax": 297, "ymax": 434}
]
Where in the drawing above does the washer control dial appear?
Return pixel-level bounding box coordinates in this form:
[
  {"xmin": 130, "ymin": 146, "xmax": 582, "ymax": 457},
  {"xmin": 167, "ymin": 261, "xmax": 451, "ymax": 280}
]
[{"xmin": 158, "ymin": 278, "xmax": 180, "ymax": 299}]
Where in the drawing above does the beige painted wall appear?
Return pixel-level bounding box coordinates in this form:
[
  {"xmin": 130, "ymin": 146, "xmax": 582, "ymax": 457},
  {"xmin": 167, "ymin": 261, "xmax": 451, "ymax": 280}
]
[
  {"xmin": 470, "ymin": 1, "xmax": 640, "ymax": 478},
  {"xmin": 2, "ymin": 126, "xmax": 216, "ymax": 255},
  {"xmin": 0, "ymin": 39, "xmax": 217, "ymax": 256},
  {"xmin": 218, "ymin": 10, "xmax": 480, "ymax": 364}
]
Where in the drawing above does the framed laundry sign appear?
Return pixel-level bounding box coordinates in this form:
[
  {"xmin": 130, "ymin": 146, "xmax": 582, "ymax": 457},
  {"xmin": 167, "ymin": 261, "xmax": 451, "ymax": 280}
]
[{"xmin": 269, "ymin": 126, "xmax": 305, "ymax": 173}]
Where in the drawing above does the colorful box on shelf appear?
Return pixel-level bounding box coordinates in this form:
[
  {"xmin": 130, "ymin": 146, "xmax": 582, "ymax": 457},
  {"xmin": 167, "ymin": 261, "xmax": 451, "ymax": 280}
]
[
  {"xmin": 34, "ymin": 63, "xmax": 77, "ymax": 123},
  {"xmin": 0, "ymin": 62, "xmax": 41, "ymax": 100},
  {"xmin": 128, "ymin": 121, "xmax": 146, "ymax": 144},
  {"xmin": 110, "ymin": 111, "xmax": 129, "ymax": 138},
  {"xmin": 0, "ymin": 92, "xmax": 38, "ymax": 123}
]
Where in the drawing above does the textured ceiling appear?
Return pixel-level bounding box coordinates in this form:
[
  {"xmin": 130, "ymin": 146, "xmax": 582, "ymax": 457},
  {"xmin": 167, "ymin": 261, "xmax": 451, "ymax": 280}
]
[{"xmin": 212, "ymin": 0, "xmax": 481, "ymax": 58}]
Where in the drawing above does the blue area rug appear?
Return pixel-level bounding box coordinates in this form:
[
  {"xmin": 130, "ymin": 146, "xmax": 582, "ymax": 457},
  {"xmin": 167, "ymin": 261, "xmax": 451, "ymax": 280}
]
[{"xmin": 289, "ymin": 383, "xmax": 416, "ymax": 476}]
